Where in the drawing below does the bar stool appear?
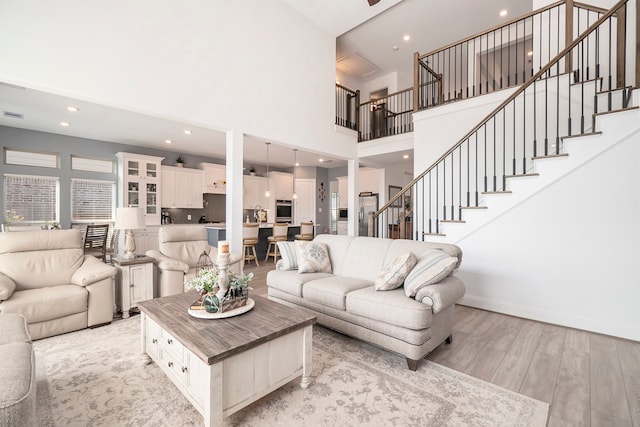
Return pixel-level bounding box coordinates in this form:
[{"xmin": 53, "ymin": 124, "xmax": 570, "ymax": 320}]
[
  {"xmin": 265, "ymin": 223, "xmax": 288, "ymax": 263},
  {"xmin": 242, "ymin": 223, "xmax": 260, "ymax": 267},
  {"xmin": 294, "ymin": 222, "xmax": 314, "ymax": 241}
]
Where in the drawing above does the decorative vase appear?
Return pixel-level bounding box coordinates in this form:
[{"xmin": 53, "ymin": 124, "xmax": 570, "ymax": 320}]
[
  {"xmin": 176, "ymin": 163, "xmax": 184, "ymax": 168},
  {"xmin": 202, "ymin": 293, "xmax": 220, "ymax": 313}
]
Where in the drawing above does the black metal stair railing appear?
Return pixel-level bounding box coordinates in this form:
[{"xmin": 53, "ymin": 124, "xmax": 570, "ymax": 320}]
[
  {"xmin": 335, "ymin": 84, "xmax": 359, "ymax": 131},
  {"xmin": 416, "ymin": 0, "xmax": 609, "ymax": 110},
  {"xmin": 374, "ymin": 0, "xmax": 635, "ymax": 240}
]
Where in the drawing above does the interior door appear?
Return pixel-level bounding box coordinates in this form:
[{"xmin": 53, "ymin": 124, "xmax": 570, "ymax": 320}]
[{"xmin": 294, "ymin": 179, "xmax": 316, "ymax": 225}]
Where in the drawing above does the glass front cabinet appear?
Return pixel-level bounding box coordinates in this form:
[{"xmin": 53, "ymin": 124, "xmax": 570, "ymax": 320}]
[{"xmin": 116, "ymin": 152, "xmax": 164, "ymax": 226}]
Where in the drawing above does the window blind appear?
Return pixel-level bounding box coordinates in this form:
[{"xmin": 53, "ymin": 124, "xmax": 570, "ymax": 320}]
[
  {"xmin": 71, "ymin": 179, "xmax": 116, "ymax": 222},
  {"xmin": 3, "ymin": 174, "xmax": 59, "ymax": 223}
]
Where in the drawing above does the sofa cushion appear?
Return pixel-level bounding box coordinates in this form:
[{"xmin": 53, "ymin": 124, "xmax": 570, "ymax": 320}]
[
  {"xmin": 404, "ymin": 249, "xmax": 459, "ymax": 297},
  {"xmin": 374, "ymin": 252, "xmax": 417, "ymax": 291},
  {"xmin": 276, "ymin": 241, "xmax": 298, "ymax": 270},
  {"xmin": 340, "ymin": 237, "xmax": 393, "ymax": 281},
  {"xmin": 0, "ymin": 314, "xmax": 31, "ymax": 345},
  {"xmin": 295, "ymin": 241, "xmax": 332, "ymax": 274},
  {"xmin": 0, "ymin": 249, "xmax": 85, "ymax": 290},
  {"xmin": 0, "ymin": 286, "xmax": 87, "ymax": 323},
  {"xmin": 267, "ymin": 270, "xmax": 333, "ymax": 297},
  {"xmin": 0, "ymin": 342, "xmax": 34, "ymax": 415},
  {"xmin": 313, "ymin": 234, "xmax": 355, "ymax": 276},
  {"xmin": 0, "ymin": 274, "xmax": 16, "ymax": 301},
  {"xmin": 303, "ymin": 276, "xmax": 371, "ymax": 310},
  {"xmin": 346, "ymin": 286, "xmax": 432, "ymax": 330}
]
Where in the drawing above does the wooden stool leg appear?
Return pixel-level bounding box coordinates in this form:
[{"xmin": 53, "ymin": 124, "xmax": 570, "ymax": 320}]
[
  {"xmin": 265, "ymin": 242, "xmax": 271, "ymax": 262},
  {"xmin": 273, "ymin": 242, "xmax": 279, "ymax": 264},
  {"xmin": 252, "ymin": 245, "xmax": 259, "ymax": 266}
]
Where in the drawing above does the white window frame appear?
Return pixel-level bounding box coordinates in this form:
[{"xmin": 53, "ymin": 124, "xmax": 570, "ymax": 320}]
[
  {"xmin": 3, "ymin": 173, "xmax": 60, "ymax": 224},
  {"xmin": 4, "ymin": 148, "xmax": 59, "ymax": 168},
  {"xmin": 70, "ymin": 178, "xmax": 116, "ymax": 223}
]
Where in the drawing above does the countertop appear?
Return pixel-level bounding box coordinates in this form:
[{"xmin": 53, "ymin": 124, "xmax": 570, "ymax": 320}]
[{"xmin": 205, "ymin": 223, "xmax": 320, "ymax": 230}]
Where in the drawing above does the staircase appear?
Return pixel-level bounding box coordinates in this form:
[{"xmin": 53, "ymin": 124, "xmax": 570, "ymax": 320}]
[
  {"xmin": 375, "ymin": 0, "xmax": 638, "ymax": 244},
  {"xmin": 373, "ymin": 0, "xmax": 640, "ymax": 341}
]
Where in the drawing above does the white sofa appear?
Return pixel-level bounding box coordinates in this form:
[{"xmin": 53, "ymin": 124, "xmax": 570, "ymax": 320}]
[
  {"xmin": 0, "ymin": 229, "xmax": 116, "ymax": 340},
  {"xmin": 267, "ymin": 234, "xmax": 465, "ymax": 370},
  {"xmin": 146, "ymin": 226, "xmax": 242, "ymax": 297}
]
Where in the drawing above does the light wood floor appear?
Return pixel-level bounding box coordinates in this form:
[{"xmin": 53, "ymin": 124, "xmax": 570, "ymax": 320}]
[{"xmin": 242, "ymin": 261, "xmax": 640, "ymax": 426}]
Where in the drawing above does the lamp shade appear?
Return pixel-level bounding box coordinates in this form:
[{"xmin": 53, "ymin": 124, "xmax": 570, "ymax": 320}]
[{"xmin": 114, "ymin": 207, "xmax": 143, "ymax": 230}]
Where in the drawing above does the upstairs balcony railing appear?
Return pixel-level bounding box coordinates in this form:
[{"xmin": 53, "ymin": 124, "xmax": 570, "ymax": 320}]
[
  {"xmin": 336, "ymin": 0, "xmax": 615, "ymax": 143},
  {"xmin": 373, "ymin": 0, "xmax": 637, "ymax": 240},
  {"xmin": 415, "ymin": 0, "xmax": 609, "ymax": 110}
]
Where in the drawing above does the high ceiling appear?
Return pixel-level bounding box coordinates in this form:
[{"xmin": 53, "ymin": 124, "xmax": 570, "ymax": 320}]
[{"xmin": 0, "ymin": 0, "xmax": 534, "ymax": 171}]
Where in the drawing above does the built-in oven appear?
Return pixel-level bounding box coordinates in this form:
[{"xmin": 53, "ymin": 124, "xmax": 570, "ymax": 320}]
[
  {"xmin": 338, "ymin": 209, "xmax": 348, "ymax": 221},
  {"xmin": 275, "ymin": 199, "xmax": 293, "ymax": 223}
]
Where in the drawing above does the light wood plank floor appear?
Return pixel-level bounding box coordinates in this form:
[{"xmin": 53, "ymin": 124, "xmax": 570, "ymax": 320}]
[{"xmin": 243, "ymin": 262, "xmax": 640, "ymax": 426}]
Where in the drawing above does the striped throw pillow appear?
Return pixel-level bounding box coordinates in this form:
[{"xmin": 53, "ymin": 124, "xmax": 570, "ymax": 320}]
[
  {"xmin": 404, "ymin": 249, "xmax": 458, "ymax": 297},
  {"xmin": 277, "ymin": 241, "xmax": 298, "ymax": 270}
]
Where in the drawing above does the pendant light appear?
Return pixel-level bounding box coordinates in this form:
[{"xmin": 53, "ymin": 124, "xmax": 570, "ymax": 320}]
[
  {"xmin": 292, "ymin": 149, "xmax": 298, "ymax": 200},
  {"xmin": 265, "ymin": 142, "xmax": 271, "ymax": 198}
]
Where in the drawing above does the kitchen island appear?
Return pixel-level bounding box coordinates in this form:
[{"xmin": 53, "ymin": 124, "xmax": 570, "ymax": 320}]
[{"xmin": 206, "ymin": 223, "xmax": 320, "ymax": 261}]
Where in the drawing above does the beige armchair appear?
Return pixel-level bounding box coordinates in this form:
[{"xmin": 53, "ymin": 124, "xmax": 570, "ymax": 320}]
[
  {"xmin": 146, "ymin": 226, "xmax": 242, "ymax": 297},
  {"xmin": 0, "ymin": 229, "xmax": 116, "ymax": 339}
]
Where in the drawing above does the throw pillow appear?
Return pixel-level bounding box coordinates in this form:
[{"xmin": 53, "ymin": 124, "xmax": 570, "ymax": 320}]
[
  {"xmin": 295, "ymin": 241, "xmax": 332, "ymax": 274},
  {"xmin": 277, "ymin": 241, "xmax": 298, "ymax": 270},
  {"xmin": 404, "ymin": 249, "xmax": 458, "ymax": 297},
  {"xmin": 374, "ymin": 252, "xmax": 417, "ymax": 291}
]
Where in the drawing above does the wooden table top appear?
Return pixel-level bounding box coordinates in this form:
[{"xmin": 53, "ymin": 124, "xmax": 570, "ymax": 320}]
[{"xmin": 138, "ymin": 291, "xmax": 316, "ymax": 365}]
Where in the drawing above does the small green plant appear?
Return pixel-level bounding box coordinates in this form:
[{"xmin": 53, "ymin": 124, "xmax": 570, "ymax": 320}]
[{"xmin": 176, "ymin": 154, "xmax": 185, "ymax": 164}]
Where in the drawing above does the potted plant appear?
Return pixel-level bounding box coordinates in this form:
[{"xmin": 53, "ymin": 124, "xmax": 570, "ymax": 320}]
[
  {"xmin": 176, "ymin": 155, "xmax": 185, "ymax": 167},
  {"xmin": 187, "ymin": 268, "xmax": 253, "ymax": 313},
  {"xmin": 249, "ymin": 166, "xmax": 256, "ymax": 176}
]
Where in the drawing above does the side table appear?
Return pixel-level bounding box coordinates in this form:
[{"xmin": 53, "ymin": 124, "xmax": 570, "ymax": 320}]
[{"xmin": 113, "ymin": 255, "xmax": 154, "ymax": 318}]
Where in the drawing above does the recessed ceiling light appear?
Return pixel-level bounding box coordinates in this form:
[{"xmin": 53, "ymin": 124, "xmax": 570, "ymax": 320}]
[
  {"xmin": 392, "ymin": 45, "xmax": 399, "ymax": 51},
  {"xmin": 59, "ymin": 121, "xmax": 70, "ymax": 127},
  {"xmin": 66, "ymin": 106, "xmax": 79, "ymax": 112},
  {"xmin": 165, "ymin": 139, "xmax": 172, "ymax": 144},
  {"xmin": 403, "ymin": 35, "xmax": 410, "ymax": 41},
  {"xmin": 319, "ymin": 158, "xmax": 324, "ymax": 163},
  {"xmin": 499, "ymin": 9, "xmax": 508, "ymax": 17},
  {"xmin": 295, "ymin": 162, "xmax": 300, "ymax": 166},
  {"xmin": 184, "ymin": 129, "xmax": 192, "ymax": 135},
  {"xmin": 527, "ymin": 51, "xmax": 534, "ymax": 56},
  {"xmin": 403, "ymin": 154, "xmax": 409, "ymax": 159}
]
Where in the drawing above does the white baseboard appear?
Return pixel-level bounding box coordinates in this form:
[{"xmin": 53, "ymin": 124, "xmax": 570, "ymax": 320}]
[{"xmin": 459, "ymin": 295, "xmax": 640, "ymax": 342}]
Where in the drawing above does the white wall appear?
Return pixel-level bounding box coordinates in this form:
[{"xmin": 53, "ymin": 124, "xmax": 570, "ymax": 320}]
[
  {"xmin": 457, "ymin": 131, "xmax": 640, "ymax": 340},
  {"xmin": 361, "ymin": 71, "xmax": 400, "ymax": 100},
  {"xmin": 412, "ymin": 88, "xmax": 516, "ymax": 170},
  {"xmin": 0, "ymin": 0, "xmax": 355, "ymax": 159}
]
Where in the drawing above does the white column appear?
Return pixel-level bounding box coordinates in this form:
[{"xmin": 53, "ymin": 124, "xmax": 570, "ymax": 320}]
[
  {"xmin": 347, "ymin": 158, "xmax": 359, "ymax": 236},
  {"xmin": 225, "ymin": 130, "xmax": 244, "ymax": 254}
]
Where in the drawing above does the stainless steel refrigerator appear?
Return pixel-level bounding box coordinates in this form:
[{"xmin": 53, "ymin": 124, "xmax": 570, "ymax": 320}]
[{"xmin": 358, "ymin": 193, "xmax": 379, "ymax": 236}]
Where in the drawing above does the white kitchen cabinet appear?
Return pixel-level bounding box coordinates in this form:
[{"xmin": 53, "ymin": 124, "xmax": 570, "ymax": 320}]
[
  {"xmin": 337, "ymin": 221, "xmax": 348, "ymax": 235},
  {"xmin": 269, "ymin": 171, "xmax": 294, "ymax": 201},
  {"xmin": 243, "ymin": 175, "xmax": 269, "ymax": 210},
  {"xmin": 116, "ymin": 152, "xmax": 164, "ymax": 226},
  {"xmin": 133, "ymin": 227, "xmax": 159, "ymax": 254},
  {"xmin": 358, "ymin": 168, "xmax": 383, "ymax": 194},
  {"xmin": 199, "ymin": 162, "xmax": 226, "ymax": 194},
  {"xmin": 294, "ymin": 179, "xmax": 316, "ymax": 224},
  {"xmin": 337, "ymin": 176, "xmax": 348, "ymax": 209},
  {"xmin": 161, "ymin": 166, "xmax": 204, "ymax": 209}
]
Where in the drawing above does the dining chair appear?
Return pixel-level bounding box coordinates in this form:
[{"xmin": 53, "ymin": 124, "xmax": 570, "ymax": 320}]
[
  {"xmin": 83, "ymin": 224, "xmax": 110, "ymax": 262},
  {"xmin": 265, "ymin": 223, "xmax": 288, "ymax": 263}
]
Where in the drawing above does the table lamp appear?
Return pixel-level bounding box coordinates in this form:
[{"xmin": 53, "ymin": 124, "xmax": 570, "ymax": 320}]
[{"xmin": 114, "ymin": 207, "xmax": 143, "ymax": 259}]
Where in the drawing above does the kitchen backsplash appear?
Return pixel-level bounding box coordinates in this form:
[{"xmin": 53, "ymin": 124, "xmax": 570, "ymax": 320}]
[{"xmin": 164, "ymin": 193, "xmax": 226, "ymax": 224}]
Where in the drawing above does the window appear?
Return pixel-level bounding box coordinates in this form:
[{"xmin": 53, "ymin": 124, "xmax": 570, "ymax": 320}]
[
  {"xmin": 5, "ymin": 148, "xmax": 58, "ymax": 168},
  {"xmin": 71, "ymin": 178, "xmax": 116, "ymax": 222},
  {"xmin": 71, "ymin": 156, "xmax": 114, "ymax": 173},
  {"xmin": 3, "ymin": 174, "xmax": 59, "ymax": 223}
]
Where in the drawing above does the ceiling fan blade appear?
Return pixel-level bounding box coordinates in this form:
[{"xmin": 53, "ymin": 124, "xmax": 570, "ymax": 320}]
[{"xmin": 368, "ymin": 0, "xmax": 380, "ymax": 6}]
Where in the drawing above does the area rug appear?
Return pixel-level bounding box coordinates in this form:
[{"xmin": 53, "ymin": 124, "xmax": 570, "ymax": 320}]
[{"xmin": 33, "ymin": 316, "xmax": 548, "ymax": 426}]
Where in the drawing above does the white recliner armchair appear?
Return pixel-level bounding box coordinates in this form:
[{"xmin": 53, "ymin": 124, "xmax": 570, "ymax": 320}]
[
  {"xmin": 146, "ymin": 226, "xmax": 242, "ymax": 297},
  {"xmin": 0, "ymin": 229, "xmax": 116, "ymax": 339}
]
